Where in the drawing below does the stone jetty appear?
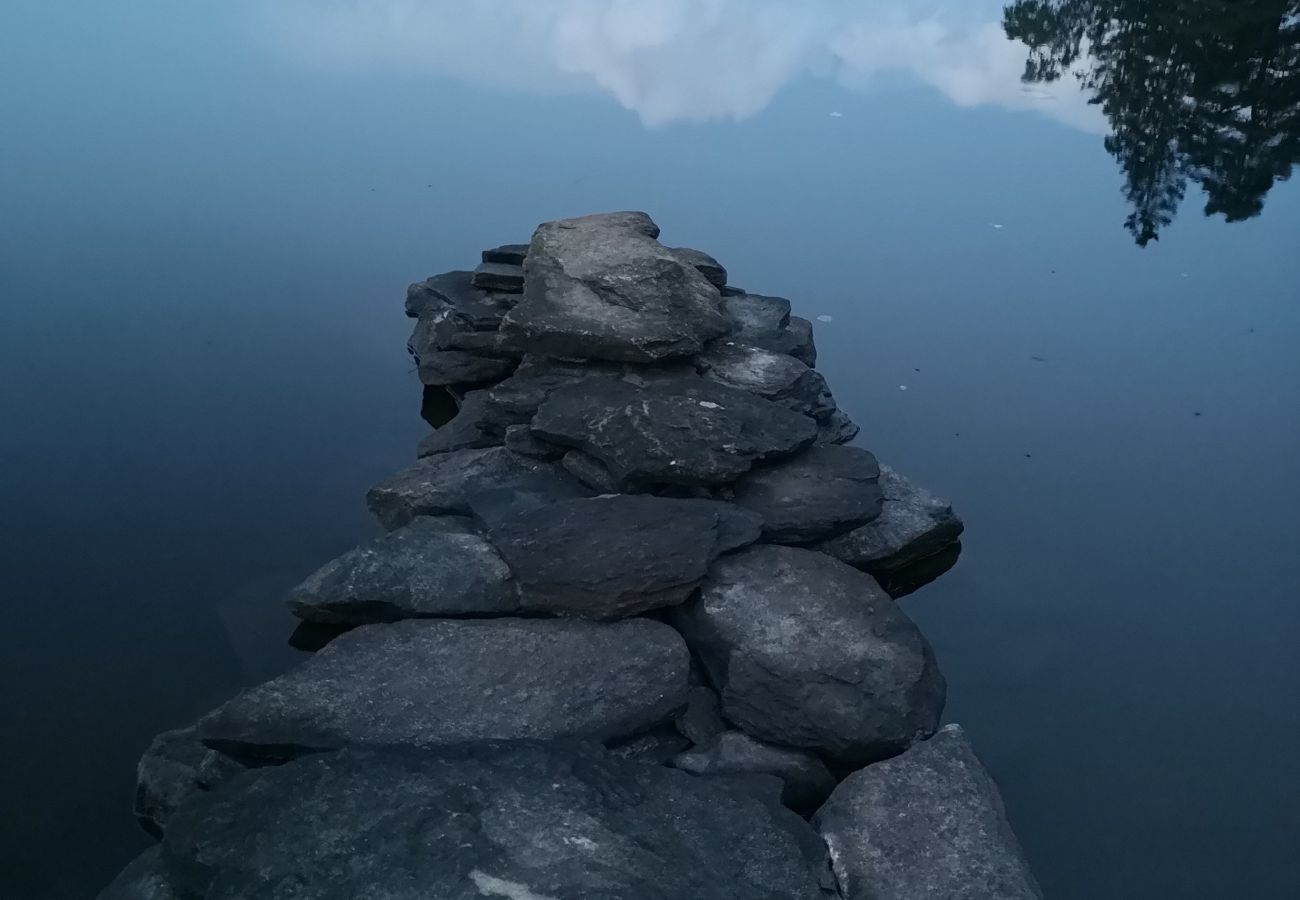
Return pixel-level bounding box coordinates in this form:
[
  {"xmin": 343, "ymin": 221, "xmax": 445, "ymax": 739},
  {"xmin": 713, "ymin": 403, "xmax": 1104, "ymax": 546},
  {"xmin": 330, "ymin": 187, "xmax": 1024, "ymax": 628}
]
[{"xmin": 99, "ymin": 212, "xmax": 1040, "ymax": 899}]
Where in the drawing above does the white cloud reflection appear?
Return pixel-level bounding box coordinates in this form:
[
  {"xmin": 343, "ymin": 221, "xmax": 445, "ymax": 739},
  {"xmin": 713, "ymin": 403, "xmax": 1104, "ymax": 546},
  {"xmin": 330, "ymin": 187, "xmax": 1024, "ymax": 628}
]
[{"xmin": 259, "ymin": 0, "xmax": 1104, "ymax": 133}]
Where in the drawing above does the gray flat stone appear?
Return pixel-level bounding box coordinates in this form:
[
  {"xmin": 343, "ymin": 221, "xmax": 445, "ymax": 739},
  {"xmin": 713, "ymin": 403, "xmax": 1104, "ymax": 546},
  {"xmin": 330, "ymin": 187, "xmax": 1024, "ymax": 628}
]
[
  {"xmin": 814, "ymin": 724, "xmax": 1043, "ymax": 900},
  {"xmin": 134, "ymin": 727, "xmax": 247, "ymax": 838},
  {"xmin": 675, "ymin": 731, "xmax": 837, "ymax": 812},
  {"xmin": 405, "ymin": 270, "xmax": 517, "ymax": 326},
  {"xmin": 195, "ymin": 618, "xmax": 690, "ymax": 762},
  {"xmin": 366, "ymin": 447, "xmax": 592, "ymax": 531},
  {"xmin": 672, "ymin": 246, "xmax": 728, "ymax": 287},
  {"xmin": 471, "ymin": 261, "xmax": 525, "ymax": 293},
  {"xmin": 532, "ymin": 376, "xmax": 818, "ymax": 488},
  {"xmin": 417, "ymin": 349, "xmax": 518, "ymax": 387},
  {"xmin": 697, "ymin": 342, "xmax": 836, "ymax": 421},
  {"xmin": 111, "ymin": 742, "xmax": 838, "ymax": 900},
  {"xmin": 721, "ymin": 294, "xmax": 816, "ymax": 366},
  {"xmin": 481, "ymin": 243, "xmax": 529, "ymax": 266},
  {"xmin": 815, "ymin": 465, "xmax": 964, "ymax": 575},
  {"xmin": 817, "ymin": 407, "xmax": 861, "ymax": 445},
  {"xmin": 672, "ymin": 545, "xmax": 945, "ymax": 764},
  {"xmin": 416, "ymin": 390, "xmax": 502, "ymax": 457},
  {"xmin": 503, "ymin": 423, "xmax": 564, "ymax": 460},
  {"xmin": 287, "ymin": 517, "xmax": 517, "ymax": 625},
  {"xmin": 489, "ymin": 494, "xmax": 763, "ymax": 619},
  {"xmin": 607, "ymin": 726, "xmax": 693, "ymax": 766},
  {"xmin": 499, "ymin": 211, "xmax": 730, "ymax": 363},
  {"xmin": 732, "ymin": 445, "xmax": 884, "ymax": 543}
]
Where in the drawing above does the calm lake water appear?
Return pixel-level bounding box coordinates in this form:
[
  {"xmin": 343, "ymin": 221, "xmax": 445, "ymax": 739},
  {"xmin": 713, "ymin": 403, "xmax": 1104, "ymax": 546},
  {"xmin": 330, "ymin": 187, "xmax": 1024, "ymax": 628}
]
[{"xmin": 2, "ymin": 2, "xmax": 1297, "ymax": 897}]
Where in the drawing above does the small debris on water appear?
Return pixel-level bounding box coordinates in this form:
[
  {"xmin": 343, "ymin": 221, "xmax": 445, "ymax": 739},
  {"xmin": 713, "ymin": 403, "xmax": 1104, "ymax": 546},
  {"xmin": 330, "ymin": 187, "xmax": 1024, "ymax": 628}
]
[
  {"xmin": 899, "ymin": 385, "xmax": 909, "ymax": 391},
  {"xmin": 1180, "ymin": 272, "xmax": 1190, "ymax": 278},
  {"xmin": 829, "ymin": 111, "xmax": 844, "ymax": 118},
  {"xmin": 991, "ymin": 223, "xmax": 1005, "ymax": 230},
  {"xmin": 817, "ymin": 315, "xmax": 834, "ymax": 323},
  {"xmin": 1193, "ymin": 411, "xmax": 1203, "ymax": 417},
  {"xmin": 1025, "ymin": 453, "xmax": 1032, "ymax": 458},
  {"xmin": 1030, "ymin": 355, "xmax": 1048, "ymax": 362},
  {"xmin": 914, "ymin": 367, "xmax": 921, "ymax": 373}
]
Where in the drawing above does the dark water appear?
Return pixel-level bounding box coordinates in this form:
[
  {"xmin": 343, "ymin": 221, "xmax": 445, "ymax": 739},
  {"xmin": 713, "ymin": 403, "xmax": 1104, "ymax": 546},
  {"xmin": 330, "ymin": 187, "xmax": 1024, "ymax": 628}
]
[{"xmin": 2, "ymin": 2, "xmax": 1297, "ymax": 897}]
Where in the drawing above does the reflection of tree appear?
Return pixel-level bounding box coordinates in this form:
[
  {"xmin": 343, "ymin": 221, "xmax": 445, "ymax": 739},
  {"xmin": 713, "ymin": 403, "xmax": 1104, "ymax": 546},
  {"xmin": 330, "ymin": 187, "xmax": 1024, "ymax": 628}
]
[{"xmin": 1004, "ymin": 1, "xmax": 1300, "ymax": 244}]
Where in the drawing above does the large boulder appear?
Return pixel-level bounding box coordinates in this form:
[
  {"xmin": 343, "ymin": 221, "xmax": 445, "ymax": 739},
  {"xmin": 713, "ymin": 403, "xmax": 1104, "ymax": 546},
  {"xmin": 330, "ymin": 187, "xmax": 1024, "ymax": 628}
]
[
  {"xmin": 134, "ymin": 727, "xmax": 247, "ymax": 838},
  {"xmin": 532, "ymin": 376, "xmax": 818, "ymax": 488},
  {"xmin": 104, "ymin": 742, "xmax": 839, "ymax": 900},
  {"xmin": 194, "ymin": 618, "xmax": 689, "ymax": 762},
  {"xmin": 696, "ymin": 342, "xmax": 836, "ymax": 421},
  {"xmin": 366, "ymin": 446, "xmax": 592, "ymax": 531},
  {"xmin": 499, "ymin": 212, "xmax": 730, "ymax": 363},
  {"xmin": 674, "ymin": 731, "xmax": 837, "ymax": 812},
  {"xmin": 732, "ymin": 445, "xmax": 884, "ymax": 543},
  {"xmin": 287, "ymin": 517, "xmax": 517, "ymax": 625},
  {"xmin": 813, "ymin": 724, "xmax": 1043, "ymax": 899},
  {"xmin": 815, "ymin": 465, "xmax": 964, "ymax": 576},
  {"xmin": 672, "ymin": 545, "xmax": 945, "ymax": 764},
  {"xmin": 489, "ymin": 495, "xmax": 762, "ymax": 619}
]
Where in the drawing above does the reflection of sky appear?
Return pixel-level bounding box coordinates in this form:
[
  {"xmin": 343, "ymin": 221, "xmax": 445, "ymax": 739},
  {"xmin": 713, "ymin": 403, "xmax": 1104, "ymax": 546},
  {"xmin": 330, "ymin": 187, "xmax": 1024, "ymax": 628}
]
[{"xmin": 260, "ymin": 0, "xmax": 1106, "ymax": 132}]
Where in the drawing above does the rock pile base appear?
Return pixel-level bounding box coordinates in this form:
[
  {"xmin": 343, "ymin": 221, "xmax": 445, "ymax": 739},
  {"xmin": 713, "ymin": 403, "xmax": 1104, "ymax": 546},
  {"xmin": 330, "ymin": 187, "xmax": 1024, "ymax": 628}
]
[{"xmin": 100, "ymin": 212, "xmax": 1038, "ymax": 900}]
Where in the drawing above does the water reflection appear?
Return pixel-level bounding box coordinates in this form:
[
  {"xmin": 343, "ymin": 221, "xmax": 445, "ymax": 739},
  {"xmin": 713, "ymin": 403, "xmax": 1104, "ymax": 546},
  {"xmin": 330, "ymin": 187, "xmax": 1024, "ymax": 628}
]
[
  {"xmin": 1005, "ymin": 0, "xmax": 1300, "ymax": 244},
  {"xmin": 260, "ymin": 0, "xmax": 1104, "ymax": 131}
]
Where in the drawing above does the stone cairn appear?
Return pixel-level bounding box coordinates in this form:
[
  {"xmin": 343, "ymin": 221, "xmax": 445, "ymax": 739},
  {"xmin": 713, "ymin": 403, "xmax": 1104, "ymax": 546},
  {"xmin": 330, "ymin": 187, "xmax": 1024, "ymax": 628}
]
[{"xmin": 100, "ymin": 213, "xmax": 1042, "ymax": 899}]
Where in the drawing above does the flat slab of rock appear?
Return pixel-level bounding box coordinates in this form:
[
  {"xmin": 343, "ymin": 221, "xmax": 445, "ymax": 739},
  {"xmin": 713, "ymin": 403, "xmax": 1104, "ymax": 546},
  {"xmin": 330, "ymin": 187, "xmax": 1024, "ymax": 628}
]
[
  {"xmin": 105, "ymin": 742, "xmax": 838, "ymax": 900},
  {"xmin": 697, "ymin": 342, "xmax": 836, "ymax": 421},
  {"xmin": 672, "ymin": 545, "xmax": 945, "ymax": 764},
  {"xmin": 416, "ymin": 390, "xmax": 502, "ymax": 457},
  {"xmin": 287, "ymin": 517, "xmax": 517, "ymax": 625},
  {"xmin": 490, "ymin": 495, "xmax": 762, "ymax": 619},
  {"xmin": 481, "ymin": 243, "xmax": 529, "ymax": 266},
  {"xmin": 499, "ymin": 212, "xmax": 730, "ymax": 363},
  {"xmin": 532, "ymin": 376, "xmax": 818, "ymax": 487},
  {"xmin": 815, "ymin": 465, "xmax": 964, "ymax": 575},
  {"xmin": 675, "ymin": 731, "xmax": 837, "ymax": 812},
  {"xmin": 817, "ymin": 407, "xmax": 861, "ymax": 445},
  {"xmin": 366, "ymin": 447, "xmax": 592, "ymax": 530},
  {"xmin": 471, "ymin": 261, "xmax": 525, "ymax": 292},
  {"xmin": 672, "ymin": 246, "xmax": 728, "ymax": 287},
  {"xmin": 134, "ymin": 727, "xmax": 247, "ymax": 838},
  {"xmin": 814, "ymin": 724, "xmax": 1043, "ymax": 899},
  {"xmin": 405, "ymin": 270, "xmax": 517, "ymax": 326},
  {"xmin": 732, "ymin": 445, "xmax": 884, "ymax": 543},
  {"xmin": 195, "ymin": 618, "xmax": 690, "ymax": 761},
  {"xmin": 722, "ymin": 293, "xmax": 817, "ymax": 366},
  {"xmin": 418, "ymin": 349, "xmax": 518, "ymax": 387}
]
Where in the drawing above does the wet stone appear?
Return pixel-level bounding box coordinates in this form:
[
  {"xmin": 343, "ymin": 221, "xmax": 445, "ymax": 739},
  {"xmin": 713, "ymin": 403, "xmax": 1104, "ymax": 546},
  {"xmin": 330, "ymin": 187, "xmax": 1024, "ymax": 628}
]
[
  {"xmin": 471, "ymin": 261, "xmax": 525, "ymax": 293},
  {"xmin": 731, "ymin": 445, "xmax": 884, "ymax": 544},
  {"xmin": 481, "ymin": 243, "xmax": 529, "ymax": 266}
]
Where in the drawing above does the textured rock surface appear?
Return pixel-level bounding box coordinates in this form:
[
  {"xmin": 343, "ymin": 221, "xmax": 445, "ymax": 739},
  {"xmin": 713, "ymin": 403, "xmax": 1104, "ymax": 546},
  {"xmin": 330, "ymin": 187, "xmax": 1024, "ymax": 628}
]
[
  {"xmin": 490, "ymin": 495, "xmax": 762, "ymax": 619},
  {"xmin": 697, "ymin": 342, "xmax": 836, "ymax": 421},
  {"xmin": 405, "ymin": 270, "xmax": 517, "ymax": 326},
  {"xmin": 607, "ymin": 726, "xmax": 693, "ymax": 766},
  {"xmin": 675, "ymin": 731, "xmax": 837, "ymax": 812},
  {"xmin": 415, "ymin": 390, "xmax": 501, "ymax": 457},
  {"xmin": 817, "ymin": 407, "xmax": 862, "ymax": 445},
  {"xmin": 196, "ymin": 618, "xmax": 689, "ymax": 761},
  {"xmin": 676, "ymin": 685, "xmax": 728, "ymax": 746},
  {"xmin": 110, "ymin": 743, "xmax": 838, "ymax": 900},
  {"xmin": 481, "ymin": 243, "xmax": 529, "ymax": 266},
  {"xmin": 417, "ymin": 348, "xmax": 518, "ymax": 387},
  {"xmin": 814, "ymin": 724, "xmax": 1043, "ymax": 900},
  {"xmin": 96, "ymin": 848, "xmax": 178, "ymax": 900},
  {"xmin": 499, "ymin": 212, "xmax": 730, "ymax": 362},
  {"xmin": 471, "ymin": 261, "xmax": 525, "ymax": 292},
  {"xmin": 287, "ymin": 517, "xmax": 517, "ymax": 624},
  {"xmin": 366, "ymin": 446, "xmax": 591, "ymax": 530},
  {"xmin": 672, "ymin": 246, "xmax": 728, "ymax": 287},
  {"xmin": 672, "ymin": 545, "xmax": 945, "ymax": 764},
  {"xmin": 532, "ymin": 376, "xmax": 818, "ymax": 487},
  {"xmin": 134, "ymin": 727, "xmax": 246, "ymax": 838},
  {"xmin": 732, "ymin": 445, "xmax": 884, "ymax": 543},
  {"xmin": 816, "ymin": 465, "xmax": 964, "ymax": 574}
]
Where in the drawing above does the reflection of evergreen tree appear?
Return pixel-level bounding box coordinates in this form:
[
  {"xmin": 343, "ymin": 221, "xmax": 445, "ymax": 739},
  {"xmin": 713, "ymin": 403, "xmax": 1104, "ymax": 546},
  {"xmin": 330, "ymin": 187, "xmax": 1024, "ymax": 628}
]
[{"xmin": 1003, "ymin": 1, "xmax": 1300, "ymax": 244}]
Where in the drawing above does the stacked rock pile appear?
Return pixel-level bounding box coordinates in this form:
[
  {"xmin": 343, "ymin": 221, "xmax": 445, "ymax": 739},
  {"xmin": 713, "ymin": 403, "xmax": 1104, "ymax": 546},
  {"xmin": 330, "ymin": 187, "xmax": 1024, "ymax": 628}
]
[{"xmin": 99, "ymin": 212, "xmax": 1041, "ymax": 899}]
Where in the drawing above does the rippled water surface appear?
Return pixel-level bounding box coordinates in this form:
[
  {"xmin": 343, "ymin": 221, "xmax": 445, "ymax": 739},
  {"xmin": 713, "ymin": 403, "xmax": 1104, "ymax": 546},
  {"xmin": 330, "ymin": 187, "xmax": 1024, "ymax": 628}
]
[{"xmin": 2, "ymin": 2, "xmax": 1297, "ymax": 898}]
